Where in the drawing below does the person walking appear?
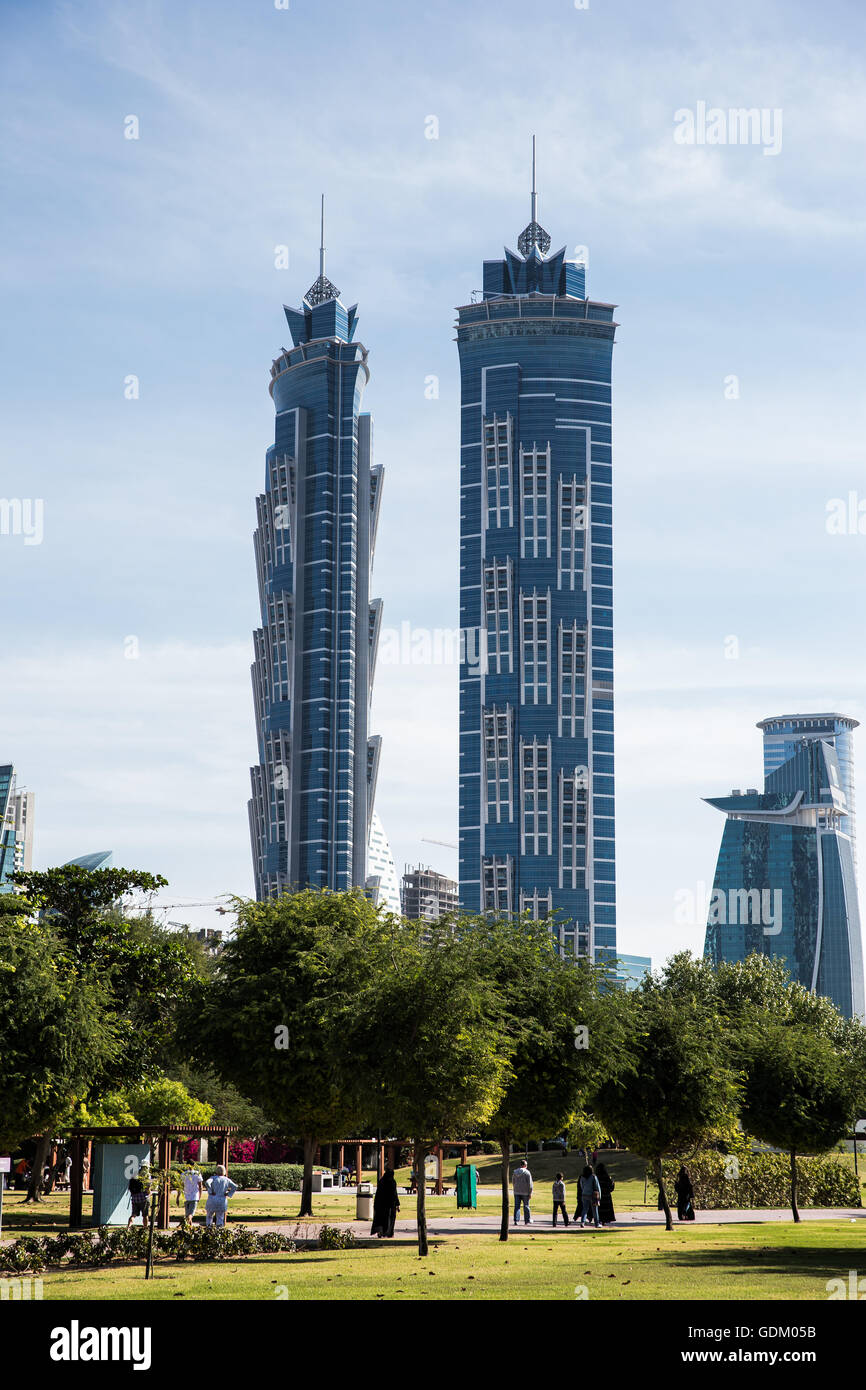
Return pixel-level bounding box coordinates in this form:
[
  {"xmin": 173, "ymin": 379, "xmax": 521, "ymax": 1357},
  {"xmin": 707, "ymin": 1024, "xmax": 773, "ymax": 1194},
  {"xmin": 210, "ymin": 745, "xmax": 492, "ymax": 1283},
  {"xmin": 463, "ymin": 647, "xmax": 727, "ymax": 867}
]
[
  {"xmin": 371, "ymin": 1166, "xmax": 400, "ymax": 1238},
  {"xmin": 596, "ymin": 1162, "xmax": 616, "ymax": 1225},
  {"xmin": 127, "ymin": 1174, "xmax": 149, "ymax": 1228},
  {"xmin": 182, "ymin": 1165, "xmax": 205, "ymax": 1223},
  {"xmin": 512, "ymin": 1159, "xmax": 533, "ymax": 1225},
  {"xmin": 575, "ymin": 1165, "xmax": 601, "ymax": 1228},
  {"xmin": 552, "ymin": 1172, "xmax": 569, "ymax": 1227},
  {"xmin": 674, "ymin": 1165, "xmax": 695, "ymax": 1221},
  {"xmin": 204, "ymin": 1165, "xmax": 238, "ymax": 1228}
]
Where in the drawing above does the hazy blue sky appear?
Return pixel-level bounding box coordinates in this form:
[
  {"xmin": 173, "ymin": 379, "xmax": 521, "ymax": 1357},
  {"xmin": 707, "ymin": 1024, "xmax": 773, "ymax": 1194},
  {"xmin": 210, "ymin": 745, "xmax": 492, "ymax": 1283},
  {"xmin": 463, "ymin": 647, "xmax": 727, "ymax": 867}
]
[{"xmin": 2, "ymin": 0, "xmax": 865, "ymax": 957}]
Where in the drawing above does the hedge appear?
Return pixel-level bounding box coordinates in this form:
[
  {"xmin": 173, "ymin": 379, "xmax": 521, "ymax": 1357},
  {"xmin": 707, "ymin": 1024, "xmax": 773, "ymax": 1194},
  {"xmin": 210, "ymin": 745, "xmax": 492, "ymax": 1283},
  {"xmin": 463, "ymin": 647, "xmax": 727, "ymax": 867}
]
[
  {"xmin": 171, "ymin": 1162, "xmax": 303, "ymax": 1191},
  {"xmin": 649, "ymin": 1153, "xmax": 862, "ymax": 1209},
  {"xmin": 0, "ymin": 1225, "xmax": 297, "ymax": 1275}
]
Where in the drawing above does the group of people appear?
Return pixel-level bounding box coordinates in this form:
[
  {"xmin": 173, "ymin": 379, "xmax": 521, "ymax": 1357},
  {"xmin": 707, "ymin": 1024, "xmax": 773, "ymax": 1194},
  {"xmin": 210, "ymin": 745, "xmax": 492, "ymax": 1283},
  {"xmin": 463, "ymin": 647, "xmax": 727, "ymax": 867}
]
[
  {"xmin": 513, "ymin": 1158, "xmax": 618, "ymax": 1228},
  {"xmin": 515, "ymin": 1159, "xmax": 697, "ymax": 1227},
  {"xmin": 126, "ymin": 1164, "xmax": 239, "ymax": 1228}
]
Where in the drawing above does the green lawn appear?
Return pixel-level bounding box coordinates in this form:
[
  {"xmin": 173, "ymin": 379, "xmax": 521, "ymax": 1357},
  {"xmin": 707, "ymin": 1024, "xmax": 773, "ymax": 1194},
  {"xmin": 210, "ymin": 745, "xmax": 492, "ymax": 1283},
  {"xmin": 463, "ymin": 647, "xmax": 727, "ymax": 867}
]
[{"xmin": 25, "ymin": 1221, "xmax": 866, "ymax": 1301}]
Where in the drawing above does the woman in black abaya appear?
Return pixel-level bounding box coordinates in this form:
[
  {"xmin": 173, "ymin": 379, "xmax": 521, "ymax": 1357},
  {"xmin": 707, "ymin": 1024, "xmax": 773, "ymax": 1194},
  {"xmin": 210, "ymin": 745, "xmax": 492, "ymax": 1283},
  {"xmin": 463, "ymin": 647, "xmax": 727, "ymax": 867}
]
[{"xmin": 371, "ymin": 1166, "xmax": 400, "ymax": 1238}]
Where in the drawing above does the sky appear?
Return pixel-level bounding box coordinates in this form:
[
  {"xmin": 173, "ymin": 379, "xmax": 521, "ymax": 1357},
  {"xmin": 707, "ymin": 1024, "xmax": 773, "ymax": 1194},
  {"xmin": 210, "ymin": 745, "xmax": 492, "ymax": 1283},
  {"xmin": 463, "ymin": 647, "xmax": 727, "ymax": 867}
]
[{"xmin": 1, "ymin": 0, "xmax": 865, "ymax": 959}]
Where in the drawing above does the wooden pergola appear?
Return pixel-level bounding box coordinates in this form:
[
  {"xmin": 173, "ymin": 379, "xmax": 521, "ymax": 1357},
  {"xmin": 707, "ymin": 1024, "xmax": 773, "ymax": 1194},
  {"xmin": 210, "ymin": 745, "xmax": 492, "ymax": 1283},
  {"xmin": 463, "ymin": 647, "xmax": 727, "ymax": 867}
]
[
  {"xmin": 59, "ymin": 1126, "xmax": 237, "ymax": 1230},
  {"xmin": 331, "ymin": 1139, "xmax": 470, "ymax": 1194}
]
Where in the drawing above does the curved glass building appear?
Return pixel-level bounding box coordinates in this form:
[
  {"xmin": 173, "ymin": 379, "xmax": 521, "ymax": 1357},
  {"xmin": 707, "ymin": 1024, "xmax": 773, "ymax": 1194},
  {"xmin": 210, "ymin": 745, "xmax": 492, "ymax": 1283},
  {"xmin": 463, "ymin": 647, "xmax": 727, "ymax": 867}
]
[
  {"xmin": 456, "ymin": 150, "xmax": 618, "ymax": 965},
  {"xmin": 703, "ymin": 723, "xmax": 865, "ymax": 1020},
  {"xmin": 249, "ymin": 223, "xmax": 383, "ymax": 899}
]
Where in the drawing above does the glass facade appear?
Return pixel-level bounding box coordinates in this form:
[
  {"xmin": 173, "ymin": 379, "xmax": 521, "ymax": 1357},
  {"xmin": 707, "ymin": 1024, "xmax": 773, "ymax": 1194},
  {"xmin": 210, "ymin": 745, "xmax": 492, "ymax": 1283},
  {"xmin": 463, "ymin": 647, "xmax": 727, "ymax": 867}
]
[
  {"xmin": 456, "ymin": 196, "xmax": 618, "ymax": 965},
  {"xmin": 703, "ymin": 730, "xmax": 866, "ymax": 1020},
  {"xmin": 0, "ymin": 764, "xmax": 34, "ymax": 892},
  {"xmin": 248, "ymin": 261, "xmax": 383, "ymax": 899},
  {"xmin": 758, "ymin": 713, "xmax": 858, "ymax": 863}
]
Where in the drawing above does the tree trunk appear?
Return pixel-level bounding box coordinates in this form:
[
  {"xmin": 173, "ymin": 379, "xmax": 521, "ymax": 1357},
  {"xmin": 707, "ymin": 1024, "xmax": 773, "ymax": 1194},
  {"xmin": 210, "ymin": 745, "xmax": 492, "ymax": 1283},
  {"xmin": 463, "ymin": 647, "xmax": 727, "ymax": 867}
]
[
  {"xmin": 790, "ymin": 1148, "xmax": 800, "ymax": 1223},
  {"xmin": 24, "ymin": 1135, "xmax": 52, "ymax": 1204},
  {"xmin": 653, "ymin": 1156, "xmax": 673, "ymax": 1232},
  {"xmin": 499, "ymin": 1136, "xmax": 511, "ymax": 1242},
  {"xmin": 298, "ymin": 1134, "xmax": 316, "ymax": 1218},
  {"xmin": 415, "ymin": 1139, "xmax": 429, "ymax": 1257}
]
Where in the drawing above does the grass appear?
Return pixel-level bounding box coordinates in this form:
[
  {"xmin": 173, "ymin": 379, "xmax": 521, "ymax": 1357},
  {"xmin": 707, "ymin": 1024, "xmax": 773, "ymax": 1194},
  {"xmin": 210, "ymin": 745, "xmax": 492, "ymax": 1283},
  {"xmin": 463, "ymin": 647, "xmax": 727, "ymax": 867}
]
[{"xmin": 24, "ymin": 1221, "xmax": 866, "ymax": 1301}]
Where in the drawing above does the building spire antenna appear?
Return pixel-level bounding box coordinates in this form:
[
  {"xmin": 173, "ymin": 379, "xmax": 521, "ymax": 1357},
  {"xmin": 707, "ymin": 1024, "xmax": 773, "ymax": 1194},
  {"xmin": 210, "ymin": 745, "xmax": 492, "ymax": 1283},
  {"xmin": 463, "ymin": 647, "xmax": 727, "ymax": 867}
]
[
  {"xmin": 531, "ymin": 134, "xmax": 537, "ymax": 226},
  {"xmin": 304, "ymin": 194, "xmax": 340, "ymax": 308}
]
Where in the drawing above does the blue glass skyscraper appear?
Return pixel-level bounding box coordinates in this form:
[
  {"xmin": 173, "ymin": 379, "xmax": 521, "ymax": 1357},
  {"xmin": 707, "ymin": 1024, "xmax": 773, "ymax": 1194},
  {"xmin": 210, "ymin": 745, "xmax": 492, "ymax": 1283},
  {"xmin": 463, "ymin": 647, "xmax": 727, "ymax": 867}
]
[
  {"xmin": 249, "ymin": 211, "xmax": 383, "ymax": 899},
  {"xmin": 456, "ymin": 147, "xmax": 618, "ymax": 963},
  {"xmin": 703, "ymin": 726, "xmax": 865, "ymax": 1020},
  {"xmin": 758, "ymin": 713, "xmax": 858, "ymax": 862}
]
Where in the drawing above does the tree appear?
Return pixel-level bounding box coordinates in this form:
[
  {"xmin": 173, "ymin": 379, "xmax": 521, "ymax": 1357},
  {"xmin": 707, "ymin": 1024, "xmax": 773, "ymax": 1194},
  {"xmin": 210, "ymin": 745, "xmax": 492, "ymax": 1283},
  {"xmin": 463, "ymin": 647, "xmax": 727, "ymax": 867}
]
[
  {"xmin": 14, "ymin": 866, "xmax": 203, "ymax": 1094},
  {"xmin": 470, "ymin": 916, "xmax": 604, "ymax": 1240},
  {"xmin": 360, "ymin": 917, "xmax": 513, "ymax": 1256},
  {"xmin": 587, "ymin": 984, "xmax": 741, "ymax": 1230},
  {"xmin": 0, "ymin": 916, "xmax": 117, "ymax": 1197},
  {"xmin": 188, "ymin": 888, "xmax": 392, "ymax": 1217}
]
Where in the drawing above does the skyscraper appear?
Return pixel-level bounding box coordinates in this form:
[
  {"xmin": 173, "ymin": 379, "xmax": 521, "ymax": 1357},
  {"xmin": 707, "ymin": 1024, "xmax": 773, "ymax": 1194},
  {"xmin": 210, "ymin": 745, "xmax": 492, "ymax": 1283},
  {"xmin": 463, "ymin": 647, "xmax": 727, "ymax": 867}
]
[
  {"xmin": 249, "ymin": 206, "xmax": 383, "ymax": 899},
  {"xmin": 366, "ymin": 811, "xmax": 401, "ymax": 916},
  {"xmin": 703, "ymin": 727, "xmax": 865, "ymax": 1020},
  {"xmin": 0, "ymin": 764, "xmax": 34, "ymax": 891},
  {"xmin": 758, "ymin": 713, "xmax": 858, "ymax": 862},
  {"xmin": 456, "ymin": 144, "xmax": 618, "ymax": 964}
]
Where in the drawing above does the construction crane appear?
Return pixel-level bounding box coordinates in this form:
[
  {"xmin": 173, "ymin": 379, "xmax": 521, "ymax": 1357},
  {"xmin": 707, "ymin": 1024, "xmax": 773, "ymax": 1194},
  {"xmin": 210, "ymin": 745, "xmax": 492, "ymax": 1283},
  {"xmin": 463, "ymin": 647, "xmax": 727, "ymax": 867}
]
[
  {"xmin": 142, "ymin": 898, "xmax": 232, "ymax": 916},
  {"xmin": 421, "ymin": 837, "xmax": 458, "ymax": 850}
]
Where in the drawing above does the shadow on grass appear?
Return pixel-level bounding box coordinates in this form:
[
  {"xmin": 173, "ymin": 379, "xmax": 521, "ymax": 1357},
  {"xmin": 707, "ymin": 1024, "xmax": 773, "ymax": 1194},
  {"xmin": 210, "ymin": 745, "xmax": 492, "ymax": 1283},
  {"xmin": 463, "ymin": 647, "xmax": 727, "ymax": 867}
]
[{"xmin": 643, "ymin": 1243, "xmax": 865, "ymax": 1281}]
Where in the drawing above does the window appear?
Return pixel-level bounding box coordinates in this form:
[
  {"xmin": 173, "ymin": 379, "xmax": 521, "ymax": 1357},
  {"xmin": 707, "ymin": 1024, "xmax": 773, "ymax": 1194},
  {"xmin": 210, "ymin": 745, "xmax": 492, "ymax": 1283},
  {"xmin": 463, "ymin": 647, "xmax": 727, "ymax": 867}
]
[
  {"xmin": 483, "ymin": 705, "xmax": 513, "ymax": 824},
  {"xmin": 483, "ymin": 414, "xmax": 513, "ymax": 530},
  {"xmin": 558, "ymin": 475, "xmax": 587, "ymax": 590},
  {"xmin": 558, "ymin": 621, "xmax": 586, "ymax": 736},
  {"xmin": 520, "ymin": 736, "xmax": 553, "ymax": 855},
  {"xmin": 484, "ymin": 559, "xmax": 513, "ymax": 674},
  {"xmin": 520, "ymin": 444, "xmax": 551, "ymax": 558},
  {"xmin": 483, "ymin": 855, "xmax": 513, "ymax": 912},
  {"xmin": 559, "ymin": 767, "xmax": 588, "ymax": 889},
  {"xmin": 520, "ymin": 589, "xmax": 551, "ymax": 704},
  {"xmin": 519, "ymin": 886, "xmax": 553, "ymax": 921}
]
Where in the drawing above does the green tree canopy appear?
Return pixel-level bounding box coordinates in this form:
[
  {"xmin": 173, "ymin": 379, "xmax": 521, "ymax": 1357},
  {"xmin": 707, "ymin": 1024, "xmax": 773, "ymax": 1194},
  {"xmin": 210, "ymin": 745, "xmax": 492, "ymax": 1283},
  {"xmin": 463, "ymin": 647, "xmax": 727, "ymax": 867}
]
[
  {"xmin": 0, "ymin": 917, "xmax": 117, "ymax": 1152},
  {"xmin": 187, "ymin": 888, "xmax": 394, "ymax": 1216}
]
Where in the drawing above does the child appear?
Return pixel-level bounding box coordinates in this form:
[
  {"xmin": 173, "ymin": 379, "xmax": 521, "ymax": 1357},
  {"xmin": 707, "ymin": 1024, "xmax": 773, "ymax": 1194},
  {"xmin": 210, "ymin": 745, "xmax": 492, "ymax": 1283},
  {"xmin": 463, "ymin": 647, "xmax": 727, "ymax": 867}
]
[{"xmin": 552, "ymin": 1171, "xmax": 569, "ymax": 1226}]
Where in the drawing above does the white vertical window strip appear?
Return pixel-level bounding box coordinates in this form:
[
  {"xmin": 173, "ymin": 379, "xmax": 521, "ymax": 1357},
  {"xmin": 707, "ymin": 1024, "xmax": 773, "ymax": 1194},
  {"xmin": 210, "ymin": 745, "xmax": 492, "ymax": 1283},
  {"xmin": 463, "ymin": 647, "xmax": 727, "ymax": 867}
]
[
  {"xmin": 483, "ymin": 705, "xmax": 514, "ymax": 824},
  {"xmin": 559, "ymin": 767, "xmax": 588, "ymax": 890},
  {"xmin": 484, "ymin": 558, "xmax": 513, "ymax": 675},
  {"xmin": 483, "ymin": 855, "xmax": 513, "ymax": 913},
  {"xmin": 520, "ymin": 735, "xmax": 553, "ymax": 855},
  {"xmin": 557, "ymin": 475, "xmax": 587, "ymax": 591},
  {"xmin": 483, "ymin": 414, "xmax": 513, "ymax": 532},
  {"xmin": 557, "ymin": 621, "xmax": 586, "ymax": 737},
  {"xmin": 520, "ymin": 589, "xmax": 551, "ymax": 705},
  {"xmin": 520, "ymin": 443, "xmax": 551, "ymax": 558}
]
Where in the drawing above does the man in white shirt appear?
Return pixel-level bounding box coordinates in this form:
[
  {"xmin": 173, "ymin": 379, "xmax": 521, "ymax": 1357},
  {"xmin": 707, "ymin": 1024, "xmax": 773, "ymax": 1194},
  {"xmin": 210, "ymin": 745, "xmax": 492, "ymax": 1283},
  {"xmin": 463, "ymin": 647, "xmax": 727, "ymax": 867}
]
[
  {"xmin": 512, "ymin": 1159, "xmax": 534, "ymax": 1225},
  {"xmin": 182, "ymin": 1167, "xmax": 204, "ymax": 1222}
]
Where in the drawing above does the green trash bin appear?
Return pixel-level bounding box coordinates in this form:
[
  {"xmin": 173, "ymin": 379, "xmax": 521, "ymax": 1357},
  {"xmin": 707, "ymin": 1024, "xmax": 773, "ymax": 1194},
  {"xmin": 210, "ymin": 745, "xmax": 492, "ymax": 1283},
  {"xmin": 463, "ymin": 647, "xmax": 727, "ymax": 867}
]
[{"xmin": 455, "ymin": 1163, "xmax": 477, "ymax": 1210}]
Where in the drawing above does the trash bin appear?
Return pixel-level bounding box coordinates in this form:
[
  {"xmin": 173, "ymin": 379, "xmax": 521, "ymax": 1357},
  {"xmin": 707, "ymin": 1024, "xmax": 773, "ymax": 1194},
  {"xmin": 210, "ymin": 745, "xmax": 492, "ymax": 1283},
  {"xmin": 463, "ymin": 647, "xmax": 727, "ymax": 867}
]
[
  {"xmin": 355, "ymin": 1181, "xmax": 373, "ymax": 1221},
  {"xmin": 455, "ymin": 1163, "xmax": 477, "ymax": 1210}
]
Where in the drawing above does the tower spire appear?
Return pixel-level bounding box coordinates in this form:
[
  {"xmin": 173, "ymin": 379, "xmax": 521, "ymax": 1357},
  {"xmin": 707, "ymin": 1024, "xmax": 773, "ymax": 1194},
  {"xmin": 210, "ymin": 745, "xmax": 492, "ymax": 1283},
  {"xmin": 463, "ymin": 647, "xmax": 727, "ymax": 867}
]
[
  {"xmin": 517, "ymin": 136, "xmax": 551, "ymax": 258},
  {"xmin": 304, "ymin": 194, "xmax": 340, "ymax": 307},
  {"xmin": 531, "ymin": 134, "xmax": 537, "ymax": 226}
]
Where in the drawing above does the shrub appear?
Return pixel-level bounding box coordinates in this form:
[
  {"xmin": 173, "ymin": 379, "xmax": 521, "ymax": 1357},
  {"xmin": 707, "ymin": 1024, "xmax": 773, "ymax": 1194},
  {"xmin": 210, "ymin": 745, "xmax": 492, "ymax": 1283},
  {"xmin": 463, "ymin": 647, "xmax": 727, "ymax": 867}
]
[
  {"xmin": 0, "ymin": 1224, "xmax": 296, "ymax": 1274},
  {"xmin": 170, "ymin": 1162, "xmax": 303, "ymax": 1191},
  {"xmin": 318, "ymin": 1225, "xmax": 355, "ymax": 1250},
  {"xmin": 649, "ymin": 1152, "xmax": 862, "ymax": 1209}
]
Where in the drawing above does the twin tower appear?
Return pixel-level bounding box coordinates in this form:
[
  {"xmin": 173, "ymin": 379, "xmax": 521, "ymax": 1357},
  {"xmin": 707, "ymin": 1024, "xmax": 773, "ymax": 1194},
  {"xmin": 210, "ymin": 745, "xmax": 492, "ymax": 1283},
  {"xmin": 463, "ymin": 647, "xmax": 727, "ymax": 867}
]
[{"xmin": 248, "ymin": 171, "xmax": 619, "ymax": 969}]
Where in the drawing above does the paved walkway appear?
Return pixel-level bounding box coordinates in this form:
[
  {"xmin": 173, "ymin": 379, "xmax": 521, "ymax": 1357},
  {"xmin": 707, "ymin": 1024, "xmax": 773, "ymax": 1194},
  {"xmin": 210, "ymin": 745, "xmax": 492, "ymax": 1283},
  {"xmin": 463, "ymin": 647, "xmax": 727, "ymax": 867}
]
[{"xmin": 251, "ymin": 1206, "xmax": 865, "ymax": 1243}]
